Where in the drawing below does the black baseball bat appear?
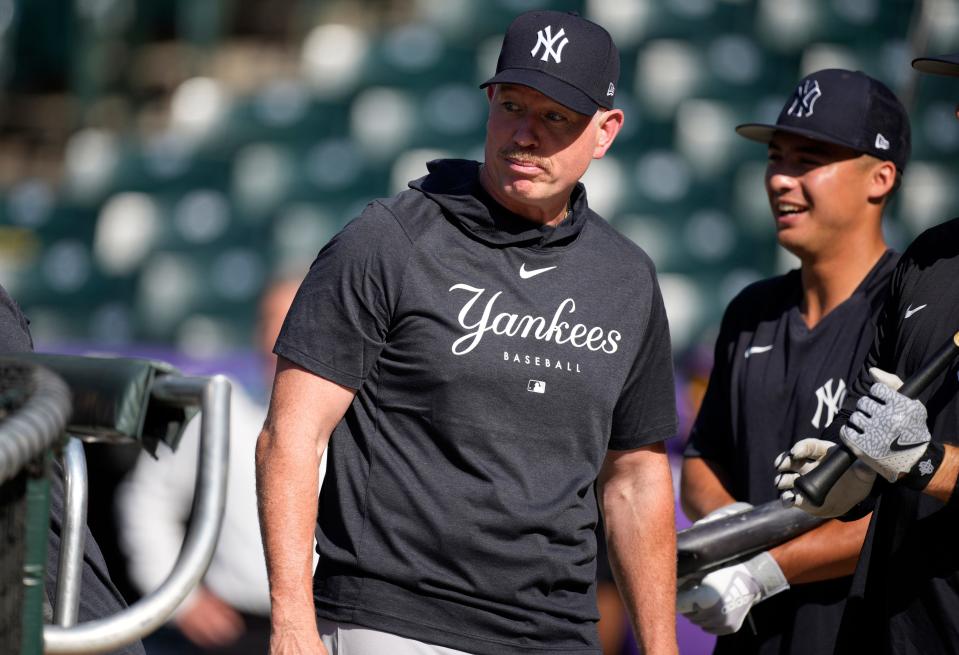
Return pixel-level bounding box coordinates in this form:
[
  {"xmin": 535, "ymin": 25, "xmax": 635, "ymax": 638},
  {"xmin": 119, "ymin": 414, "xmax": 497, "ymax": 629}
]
[
  {"xmin": 795, "ymin": 330, "xmax": 959, "ymax": 507},
  {"xmin": 677, "ymin": 501, "xmax": 824, "ymax": 577}
]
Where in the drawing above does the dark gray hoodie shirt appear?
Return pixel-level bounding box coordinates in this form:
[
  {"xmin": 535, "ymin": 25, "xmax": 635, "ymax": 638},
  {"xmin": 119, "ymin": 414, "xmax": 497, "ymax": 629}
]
[{"xmin": 276, "ymin": 159, "xmax": 677, "ymax": 654}]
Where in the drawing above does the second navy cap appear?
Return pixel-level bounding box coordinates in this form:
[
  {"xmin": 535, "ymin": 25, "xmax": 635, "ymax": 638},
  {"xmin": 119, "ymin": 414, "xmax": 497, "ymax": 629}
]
[
  {"xmin": 913, "ymin": 52, "xmax": 959, "ymax": 76},
  {"xmin": 736, "ymin": 69, "xmax": 911, "ymax": 172}
]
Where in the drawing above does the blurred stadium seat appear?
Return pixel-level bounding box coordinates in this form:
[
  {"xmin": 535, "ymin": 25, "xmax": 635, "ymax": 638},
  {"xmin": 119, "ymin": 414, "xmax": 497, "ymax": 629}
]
[{"xmin": 2, "ymin": 0, "xmax": 959, "ymax": 356}]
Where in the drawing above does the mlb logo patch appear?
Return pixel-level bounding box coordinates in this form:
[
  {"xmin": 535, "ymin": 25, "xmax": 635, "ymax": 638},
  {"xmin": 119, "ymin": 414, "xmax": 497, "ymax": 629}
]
[{"xmin": 527, "ymin": 380, "xmax": 546, "ymax": 394}]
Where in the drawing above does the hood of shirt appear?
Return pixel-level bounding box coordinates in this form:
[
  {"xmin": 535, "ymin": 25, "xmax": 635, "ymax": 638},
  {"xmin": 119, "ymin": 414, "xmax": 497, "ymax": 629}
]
[{"xmin": 408, "ymin": 159, "xmax": 590, "ymax": 248}]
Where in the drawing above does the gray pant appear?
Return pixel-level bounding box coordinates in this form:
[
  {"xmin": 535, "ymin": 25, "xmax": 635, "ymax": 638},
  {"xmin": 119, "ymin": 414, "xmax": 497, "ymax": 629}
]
[{"xmin": 317, "ymin": 619, "xmax": 475, "ymax": 655}]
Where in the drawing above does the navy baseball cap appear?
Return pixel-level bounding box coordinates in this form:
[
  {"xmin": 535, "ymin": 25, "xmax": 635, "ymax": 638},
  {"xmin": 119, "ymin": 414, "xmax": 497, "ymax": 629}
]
[
  {"xmin": 480, "ymin": 10, "xmax": 619, "ymax": 116},
  {"xmin": 913, "ymin": 53, "xmax": 959, "ymax": 76},
  {"xmin": 736, "ymin": 69, "xmax": 911, "ymax": 172}
]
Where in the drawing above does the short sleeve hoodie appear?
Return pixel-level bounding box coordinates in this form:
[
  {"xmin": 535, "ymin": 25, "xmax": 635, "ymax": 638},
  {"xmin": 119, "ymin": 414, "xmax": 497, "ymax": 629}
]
[{"xmin": 275, "ymin": 159, "xmax": 677, "ymax": 654}]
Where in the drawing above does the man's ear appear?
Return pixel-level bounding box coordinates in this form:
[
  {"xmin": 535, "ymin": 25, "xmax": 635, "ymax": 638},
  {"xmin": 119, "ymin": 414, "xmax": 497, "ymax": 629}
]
[
  {"xmin": 868, "ymin": 159, "xmax": 898, "ymax": 202},
  {"xmin": 594, "ymin": 109, "xmax": 624, "ymax": 159},
  {"xmin": 485, "ymin": 85, "xmax": 496, "ymax": 102}
]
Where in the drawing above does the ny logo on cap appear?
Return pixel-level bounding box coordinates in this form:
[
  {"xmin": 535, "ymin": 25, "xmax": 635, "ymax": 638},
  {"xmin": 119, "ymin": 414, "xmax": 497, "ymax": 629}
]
[
  {"xmin": 787, "ymin": 79, "xmax": 822, "ymax": 118},
  {"xmin": 531, "ymin": 25, "xmax": 569, "ymax": 64}
]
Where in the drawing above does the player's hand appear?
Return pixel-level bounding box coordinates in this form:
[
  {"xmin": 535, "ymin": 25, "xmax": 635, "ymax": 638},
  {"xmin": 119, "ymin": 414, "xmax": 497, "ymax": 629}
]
[
  {"xmin": 174, "ymin": 586, "xmax": 244, "ymax": 647},
  {"xmin": 676, "ymin": 551, "xmax": 788, "ymax": 635},
  {"xmin": 839, "ymin": 367, "xmax": 931, "ymax": 483},
  {"xmin": 775, "ymin": 437, "xmax": 876, "ymax": 517}
]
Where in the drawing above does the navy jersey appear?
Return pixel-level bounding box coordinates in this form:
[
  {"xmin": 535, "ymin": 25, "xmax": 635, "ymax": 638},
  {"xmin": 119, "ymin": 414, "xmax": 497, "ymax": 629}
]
[
  {"xmin": 686, "ymin": 251, "xmax": 897, "ymax": 654},
  {"xmin": 832, "ymin": 218, "xmax": 959, "ymax": 654}
]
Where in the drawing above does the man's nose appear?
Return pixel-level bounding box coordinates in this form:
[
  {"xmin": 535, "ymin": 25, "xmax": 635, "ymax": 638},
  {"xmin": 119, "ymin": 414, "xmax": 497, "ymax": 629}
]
[
  {"xmin": 512, "ymin": 115, "xmax": 539, "ymax": 148},
  {"xmin": 766, "ymin": 166, "xmax": 799, "ymax": 194}
]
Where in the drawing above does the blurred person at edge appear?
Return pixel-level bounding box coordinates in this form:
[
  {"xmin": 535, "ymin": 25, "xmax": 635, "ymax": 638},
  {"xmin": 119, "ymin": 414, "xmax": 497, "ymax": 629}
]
[
  {"xmin": 0, "ymin": 283, "xmax": 146, "ymax": 655},
  {"xmin": 679, "ymin": 69, "xmax": 909, "ymax": 653},
  {"xmin": 118, "ymin": 279, "xmax": 305, "ymax": 655},
  {"xmin": 256, "ymin": 9, "xmax": 679, "ymax": 655},
  {"xmin": 776, "ymin": 53, "xmax": 959, "ymax": 654}
]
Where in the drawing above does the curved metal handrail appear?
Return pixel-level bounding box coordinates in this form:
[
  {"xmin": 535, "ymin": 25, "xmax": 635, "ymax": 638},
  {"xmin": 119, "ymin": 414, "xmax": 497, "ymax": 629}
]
[
  {"xmin": 54, "ymin": 438, "xmax": 88, "ymax": 628},
  {"xmin": 43, "ymin": 374, "xmax": 231, "ymax": 654}
]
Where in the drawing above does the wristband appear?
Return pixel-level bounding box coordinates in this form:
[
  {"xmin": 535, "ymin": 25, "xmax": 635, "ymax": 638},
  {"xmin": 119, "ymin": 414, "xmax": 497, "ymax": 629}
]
[{"xmin": 901, "ymin": 441, "xmax": 945, "ymax": 490}]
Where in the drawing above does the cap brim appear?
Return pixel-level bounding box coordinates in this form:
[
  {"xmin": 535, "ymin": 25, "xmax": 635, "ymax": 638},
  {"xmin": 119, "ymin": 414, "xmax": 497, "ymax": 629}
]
[
  {"xmin": 912, "ymin": 54, "xmax": 959, "ymax": 76},
  {"xmin": 735, "ymin": 122, "xmax": 862, "ymax": 154},
  {"xmin": 480, "ymin": 69, "xmax": 601, "ymax": 116}
]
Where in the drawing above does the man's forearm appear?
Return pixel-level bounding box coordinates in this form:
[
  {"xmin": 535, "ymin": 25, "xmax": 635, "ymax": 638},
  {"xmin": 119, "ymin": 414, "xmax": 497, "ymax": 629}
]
[
  {"xmin": 255, "ymin": 425, "xmax": 321, "ymax": 627},
  {"xmin": 768, "ymin": 514, "xmax": 870, "ymax": 584},
  {"xmin": 680, "ymin": 456, "xmax": 735, "ymax": 521},
  {"xmin": 256, "ymin": 360, "xmax": 355, "ymax": 655},
  {"xmin": 601, "ymin": 450, "xmax": 678, "ymax": 655}
]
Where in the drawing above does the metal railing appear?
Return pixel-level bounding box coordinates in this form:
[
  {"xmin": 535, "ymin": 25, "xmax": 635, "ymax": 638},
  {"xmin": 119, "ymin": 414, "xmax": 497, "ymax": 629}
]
[
  {"xmin": 52, "ymin": 439, "xmax": 87, "ymax": 629},
  {"xmin": 43, "ymin": 374, "xmax": 231, "ymax": 654},
  {"xmin": 0, "ymin": 362, "xmax": 72, "ymax": 655}
]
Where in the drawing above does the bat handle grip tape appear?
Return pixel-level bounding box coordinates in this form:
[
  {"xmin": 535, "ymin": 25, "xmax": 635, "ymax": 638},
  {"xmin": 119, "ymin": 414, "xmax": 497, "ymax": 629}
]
[{"xmin": 795, "ymin": 330, "xmax": 959, "ymax": 507}]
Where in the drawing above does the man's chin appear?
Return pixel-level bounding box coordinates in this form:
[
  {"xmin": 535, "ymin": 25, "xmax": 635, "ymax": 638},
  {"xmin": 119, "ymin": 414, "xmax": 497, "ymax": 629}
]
[
  {"xmin": 503, "ymin": 179, "xmax": 544, "ymax": 200},
  {"xmin": 776, "ymin": 234, "xmax": 815, "ymax": 261}
]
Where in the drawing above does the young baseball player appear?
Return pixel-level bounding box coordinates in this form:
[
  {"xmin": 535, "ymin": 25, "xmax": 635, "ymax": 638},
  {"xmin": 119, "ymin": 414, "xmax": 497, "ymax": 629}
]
[
  {"xmin": 679, "ymin": 69, "xmax": 910, "ymax": 654},
  {"xmin": 777, "ymin": 53, "xmax": 959, "ymax": 654}
]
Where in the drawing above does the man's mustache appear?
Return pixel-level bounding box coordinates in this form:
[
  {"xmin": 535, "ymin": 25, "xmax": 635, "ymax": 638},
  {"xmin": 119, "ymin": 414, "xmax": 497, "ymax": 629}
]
[{"xmin": 500, "ymin": 149, "xmax": 550, "ymax": 170}]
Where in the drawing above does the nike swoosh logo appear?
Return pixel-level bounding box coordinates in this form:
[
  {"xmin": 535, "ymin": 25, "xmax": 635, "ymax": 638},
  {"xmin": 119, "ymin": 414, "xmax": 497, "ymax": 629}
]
[
  {"xmin": 744, "ymin": 345, "xmax": 774, "ymax": 359},
  {"xmin": 519, "ymin": 264, "xmax": 557, "ymax": 279},
  {"xmin": 904, "ymin": 304, "xmax": 927, "ymax": 319},
  {"xmin": 889, "ymin": 436, "xmax": 927, "ymax": 452}
]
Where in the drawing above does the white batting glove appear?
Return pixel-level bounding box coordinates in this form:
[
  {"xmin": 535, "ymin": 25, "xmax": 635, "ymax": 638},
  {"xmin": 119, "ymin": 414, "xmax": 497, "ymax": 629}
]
[
  {"xmin": 774, "ymin": 438, "xmax": 876, "ymax": 518},
  {"xmin": 840, "ymin": 368, "xmax": 932, "ymax": 483},
  {"xmin": 677, "ymin": 551, "xmax": 788, "ymax": 635}
]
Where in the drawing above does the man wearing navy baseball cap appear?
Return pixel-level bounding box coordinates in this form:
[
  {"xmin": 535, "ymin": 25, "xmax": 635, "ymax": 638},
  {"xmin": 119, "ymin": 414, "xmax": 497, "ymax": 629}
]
[
  {"xmin": 257, "ymin": 10, "xmax": 680, "ymax": 655},
  {"xmin": 680, "ymin": 68, "xmax": 910, "ymax": 654},
  {"xmin": 777, "ymin": 57, "xmax": 959, "ymax": 654}
]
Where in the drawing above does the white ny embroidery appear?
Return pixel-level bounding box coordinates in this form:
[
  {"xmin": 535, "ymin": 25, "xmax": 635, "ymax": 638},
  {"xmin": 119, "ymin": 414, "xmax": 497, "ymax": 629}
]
[
  {"xmin": 812, "ymin": 378, "xmax": 846, "ymax": 429},
  {"xmin": 787, "ymin": 79, "xmax": 822, "ymax": 118},
  {"xmin": 531, "ymin": 26, "xmax": 569, "ymax": 64}
]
